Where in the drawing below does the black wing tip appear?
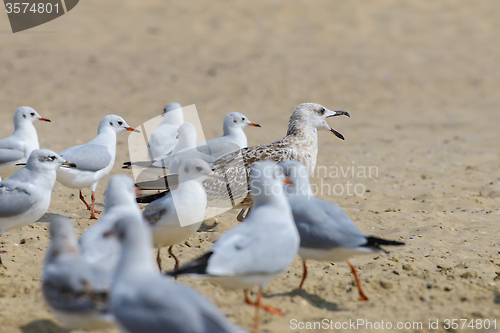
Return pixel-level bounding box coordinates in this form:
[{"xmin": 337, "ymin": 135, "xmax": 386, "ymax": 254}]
[
  {"xmin": 365, "ymin": 236, "xmax": 405, "ymax": 248},
  {"xmin": 166, "ymin": 252, "xmax": 213, "ymax": 277},
  {"xmin": 136, "ymin": 190, "xmax": 169, "ymax": 203},
  {"xmin": 122, "ymin": 161, "xmax": 132, "ymax": 169}
]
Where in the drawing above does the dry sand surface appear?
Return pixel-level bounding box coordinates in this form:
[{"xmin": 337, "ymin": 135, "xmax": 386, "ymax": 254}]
[{"xmin": 1, "ymin": 0, "xmax": 500, "ymax": 332}]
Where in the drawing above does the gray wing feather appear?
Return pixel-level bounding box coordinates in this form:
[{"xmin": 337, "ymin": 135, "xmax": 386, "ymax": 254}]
[
  {"xmin": 114, "ymin": 276, "xmax": 239, "ymax": 333},
  {"xmin": 0, "ymin": 185, "xmax": 34, "ymax": 217},
  {"xmin": 288, "ymin": 195, "xmax": 368, "ymax": 250},
  {"xmin": 60, "ymin": 144, "xmax": 112, "ymax": 172},
  {"xmin": 209, "ymin": 207, "xmax": 298, "ymax": 276},
  {"xmin": 0, "ymin": 148, "xmax": 24, "ymax": 164}
]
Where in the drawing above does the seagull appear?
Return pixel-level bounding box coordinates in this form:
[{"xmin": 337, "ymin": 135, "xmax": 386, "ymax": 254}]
[
  {"xmin": 142, "ymin": 158, "xmax": 222, "ymax": 271},
  {"xmin": 280, "ymin": 161, "xmax": 405, "ymax": 301},
  {"xmin": 196, "ymin": 112, "xmax": 260, "ymax": 158},
  {"xmin": 168, "ymin": 161, "xmax": 300, "ymax": 330},
  {"xmin": 104, "ymin": 213, "xmax": 245, "ymax": 333},
  {"xmin": 0, "ymin": 149, "xmax": 72, "ymax": 238},
  {"xmin": 0, "ymin": 106, "xmax": 51, "ymax": 176},
  {"xmin": 148, "ymin": 102, "xmax": 184, "ymax": 160},
  {"xmin": 135, "ymin": 103, "xmax": 349, "ymax": 221},
  {"xmin": 79, "ymin": 175, "xmax": 142, "ymax": 279},
  {"xmin": 42, "ymin": 216, "xmax": 114, "ymax": 330},
  {"xmin": 56, "ymin": 115, "xmax": 139, "ymax": 219},
  {"xmin": 152, "ymin": 122, "xmax": 213, "ymax": 173}
]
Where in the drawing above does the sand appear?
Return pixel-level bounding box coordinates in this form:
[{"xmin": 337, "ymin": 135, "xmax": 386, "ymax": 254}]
[{"xmin": 0, "ymin": 0, "xmax": 499, "ymax": 332}]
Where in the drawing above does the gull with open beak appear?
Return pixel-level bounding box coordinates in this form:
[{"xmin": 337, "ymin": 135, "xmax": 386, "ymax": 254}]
[
  {"xmin": 0, "ymin": 106, "xmax": 51, "ymax": 177},
  {"xmin": 136, "ymin": 103, "xmax": 349, "ymax": 210},
  {"xmin": 142, "ymin": 158, "xmax": 223, "ymax": 272},
  {"xmin": 56, "ymin": 115, "xmax": 139, "ymax": 219}
]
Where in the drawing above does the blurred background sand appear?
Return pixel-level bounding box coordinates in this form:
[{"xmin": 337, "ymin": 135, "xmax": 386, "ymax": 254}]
[{"xmin": 0, "ymin": 0, "xmax": 499, "ymax": 332}]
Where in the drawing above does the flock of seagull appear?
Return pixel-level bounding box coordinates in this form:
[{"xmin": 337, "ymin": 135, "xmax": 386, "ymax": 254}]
[{"xmin": 0, "ymin": 103, "xmax": 404, "ymax": 332}]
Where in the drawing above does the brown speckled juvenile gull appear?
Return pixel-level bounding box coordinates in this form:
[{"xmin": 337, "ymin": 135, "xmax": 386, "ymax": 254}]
[{"xmin": 136, "ymin": 103, "xmax": 349, "ymax": 210}]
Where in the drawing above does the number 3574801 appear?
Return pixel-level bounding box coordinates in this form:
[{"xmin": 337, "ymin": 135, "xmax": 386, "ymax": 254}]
[{"xmin": 5, "ymin": 2, "xmax": 60, "ymax": 14}]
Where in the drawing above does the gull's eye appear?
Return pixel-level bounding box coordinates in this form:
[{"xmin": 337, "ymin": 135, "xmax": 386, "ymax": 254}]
[
  {"xmin": 196, "ymin": 166, "xmax": 202, "ymax": 172},
  {"xmin": 118, "ymin": 121, "xmax": 123, "ymax": 126},
  {"xmin": 50, "ymin": 156, "xmax": 56, "ymax": 161},
  {"xmin": 241, "ymin": 117, "xmax": 245, "ymax": 121},
  {"xmin": 30, "ymin": 112, "xmax": 35, "ymax": 116},
  {"xmin": 319, "ymin": 108, "xmax": 325, "ymax": 115},
  {"xmin": 109, "ymin": 122, "xmax": 113, "ymax": 126}
]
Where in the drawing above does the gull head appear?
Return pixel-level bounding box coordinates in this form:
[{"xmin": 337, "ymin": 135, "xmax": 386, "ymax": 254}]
[
  {"xmin": 105, "ymin": 175, "xmax": 138, "ymax": 209},
  {"xmin": 27, "ymin": 149, "xmax": 73, "ymax": 172},
  {"xmin": 280, "ymin": 161, "xmax": 313, "ymax": 196},
  {"xmin": 99, "ymin": 115, "xmax": 140, "ymax": 134},
  {"xmin": 176, "ymin": 122, "xmax": 197, "ymax": 143},
  {"xmin": 224, "ymin": 112, "xmax": 260, "ymax": 132},
  {"xmin": 14, "ymin": 106, "xmax": 51, "ymax": 126},
  {"xmin": 178, "ymin": 158, "xmax": 221, "ymax": 183},
  {"xmin": 249, "ymin": 161, "xmax": 287, "ymax": 205},
  {"xmin": 48, "ymin": 216, "xmax": 79, "ymax": 258},
  {"xmin": 162, "ymin": 102, "xmax": 182, "ymax": 116},
  {"xmin": 290, "ymin": 103, "xmax": 349, "ymax": 140}
]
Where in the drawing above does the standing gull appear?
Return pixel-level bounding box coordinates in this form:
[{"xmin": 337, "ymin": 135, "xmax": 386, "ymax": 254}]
[
  {"xmin": 0, "ymin": 106, "xmax": 51, "ymax": 176},
  {"xmin": 0, "ymin": 149, "xmax": 73, "ymax": 267},
  {"xmin": 136, "ymin": 103, "xmax": 349, "ymax": 220},
  {"xmin": 142, "ymin": 158, "xmax": 221, "ymax": 271},
  {"xmin": 196, "ymin": 112, "xmax": 260, "ymax": 158},
  {"xmin": 56, "ymin": 115, "xmax": 139, "ymax": 219},
  {"xmin": 43, "ymin": 216, "xmax": 114, "ymax": 330},
  {"xmin": 148, "ymin": 102, "xmax": 184, "ymax": 159},
  {"xmin": 280, "ymin": 161, "xmax": 404, "ymax": 301},
  {"xmin": 79, "ymin": 175, "xmax": 142, "ymax": 278},
  {"xmin": 105, "ymin": 214, "xmax": 245, "ymax": 333},
  {"xmin": 169, "ymin": 162, "xmax": 300, "ymax": 330}
]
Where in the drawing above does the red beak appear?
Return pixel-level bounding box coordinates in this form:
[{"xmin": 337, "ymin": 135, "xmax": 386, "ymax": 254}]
[
  {"xmin": 283, "ymin": 177, "xmax": 293, "ymax": 186},
  {"xmin": 126, "ymin": 126, "xmax": 140, "ymax": 133},
  {"xmin": 248, "ymin": 122, "xmax": 261, "ymax": 127},
  {"xmin": 38, "ymin": 117, "xmax": 51, "ymax": 122}
]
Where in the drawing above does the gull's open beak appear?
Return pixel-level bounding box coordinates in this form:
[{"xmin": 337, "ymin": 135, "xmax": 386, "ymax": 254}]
[
  {"xmin": 325, "ymin": 110, "xmax": 350, "ymax": 140},
  {"xmin": 103, "ymin": 229, "xmax": 114, "ymax": 238},
  {"xmin": 126, "ymin": 126, "xmax": 141, "ymax": 133},
  {"xmin": 62, "ymin": 161, "xmax": 77, "ymax": 168},
  {"xmin": 283, "ymin": 177, "xmax": 293, "ymax": 186},
  {"xmin": 38, "ymin": 117, "xmax": 51, "ymax": 122},
  {"xmin": 248, "ymin": 122, "xmax": 261, "ymax": 127}
]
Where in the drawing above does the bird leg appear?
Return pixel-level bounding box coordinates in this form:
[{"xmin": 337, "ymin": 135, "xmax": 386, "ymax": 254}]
[
  {"xmin": 168, "ymin": 246, "xmax": 180, "ymax": 271},
  {"xmin": 346, "ymin": 260, "xmax": 369, "ymax": 301},
  {"xmin": 237, "ymin": 209, "xmax": 247, "ymax": 222},
  {"xmin": 79, "ymin": 191, "xmax": 92, "ymax": 211},
  {"xmin": 244, "ymin": 289, "xmax": 284, "ymax": 330},
  {"xmin": 156, "ymin": 247, "xmax": 162, "ymax": 271},
  {"xmin": 0, "ymin": 250, "xmax": 6, "ymax": 270},
  {"xmin": 299, "ymin": 260, "xmax": 308, "ymax": 289},
  {"xmin": 89, "ymin": 191, "xmax": 102, "ymax": 219}
]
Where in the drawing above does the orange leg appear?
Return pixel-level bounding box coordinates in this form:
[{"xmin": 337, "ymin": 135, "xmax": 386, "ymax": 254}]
[
  {"xmin": 156, "ymin": 247, "xmax": 162, "ymax": 271},
  {"xmin": 89, "ymin": 191, "xmax": 101, "ymax": 220},
  {"xmin": 79, "ymin": 191, "xmax": 92, "ymax": 210},
  {"xmin": 299, "ymin": 260, "xmax": 308, "ymax": 289},
  {"xmin": 346, "ymin": 260, "xmax": 369, "ymax": 301},
  {"xmin": 244, "ymin": 289, "xmax": 284, "ymax": 330},
  {"xmin": 168, "ymin": 246, "xmax": 179, "ymax": 271}
]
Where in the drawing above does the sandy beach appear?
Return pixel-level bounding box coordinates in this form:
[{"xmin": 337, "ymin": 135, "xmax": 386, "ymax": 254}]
[{"xmin": 0, "ymin": 1, "xmax": 499, "ymax": 332}]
